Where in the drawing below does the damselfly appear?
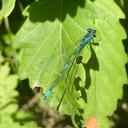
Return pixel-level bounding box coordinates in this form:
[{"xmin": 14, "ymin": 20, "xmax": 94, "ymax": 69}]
[{"xmin": 43, "ymin": 28, "xmax": 96, "ymax": 100}]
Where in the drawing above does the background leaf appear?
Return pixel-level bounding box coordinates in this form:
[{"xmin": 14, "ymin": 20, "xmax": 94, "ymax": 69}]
[
  {"xmin": 14, "ymin": 0, "xmax": 127, "ymax": 127},
  {"xmin": 0, "ymin": 62, "xmax": 18, "ymax": 113},
  {"xmin": 0, "ymin": 0, "xmax": 16, "ymax": 21},
  {"xmin": 0, "ymin": 62, "xmax": 37, "ymax": 128}
]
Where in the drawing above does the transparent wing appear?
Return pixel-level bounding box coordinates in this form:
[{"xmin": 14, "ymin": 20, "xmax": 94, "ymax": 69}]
[
  {"xmin": 47, "ymin": 48, "xmax": 84, "ymax": 110},
  {"xmin": 35, "ymin": 41, "xmax": 79, "ymax": 92}
]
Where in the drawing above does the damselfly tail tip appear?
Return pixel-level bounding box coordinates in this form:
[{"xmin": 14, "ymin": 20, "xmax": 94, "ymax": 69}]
[
  {"xmin": 43, "ymin": 90, "xmax": 51, "ymax": 100},
  {"xmin": 43, "ymin": 95, "xmax": 47, "ymax": 100}
]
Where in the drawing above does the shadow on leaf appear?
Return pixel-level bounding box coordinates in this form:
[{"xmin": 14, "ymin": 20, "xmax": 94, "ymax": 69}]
[
  {"xmin": 110, "ymin": 0, "xmax": 128, "ymax": 128},
  {"xmin": 27, "ymin": 0, "xmax": 87, "ymax": 22}
]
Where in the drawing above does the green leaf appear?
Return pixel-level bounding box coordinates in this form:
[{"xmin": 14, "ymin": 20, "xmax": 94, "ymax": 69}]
[
  {"xmin": 0, "ymin": 62, "xmax": 37, "ymax": 128},
  {"xmin": 0, "ymin": 62, "xmax": 18, "ymax": 115},
  {"xmin": 0, "ymin": 115, "xmax": 37, "ymax": 128},
  {"xmin": 14, "ymin": 0, "xmax": 127, "ymax": 127},
  {"xmin": 0, "ymin": 0, "xmax": 16, "ymax": 20},
  {"xmin": 0, "ymin": 52, "xmax": 4, "ymax": 63},
  {"xmin": 0, "ymin": 116, "xmax": 22, "ymax": 128}
]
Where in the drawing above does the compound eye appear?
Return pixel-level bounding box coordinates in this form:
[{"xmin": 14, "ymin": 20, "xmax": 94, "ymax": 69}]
[
  {"xmin": 93, "ymin": 34, "xmax": 96, "ymax": 37},
  {"xmin": 92, "ymin": 29, "xmax": 96, "ymax": 37},
  {"xmin": 93, "ymin": 30, "xmax": 96, "ymax": 33},
  {"xmin": 87, "ymin": 28, "xmax": 92, "ymax": 32}
]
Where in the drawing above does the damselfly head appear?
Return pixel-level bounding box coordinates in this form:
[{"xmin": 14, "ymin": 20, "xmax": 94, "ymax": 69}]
[{"xmin": 87, "ymin": 28, "xmax": 96, "ymax": 37}]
